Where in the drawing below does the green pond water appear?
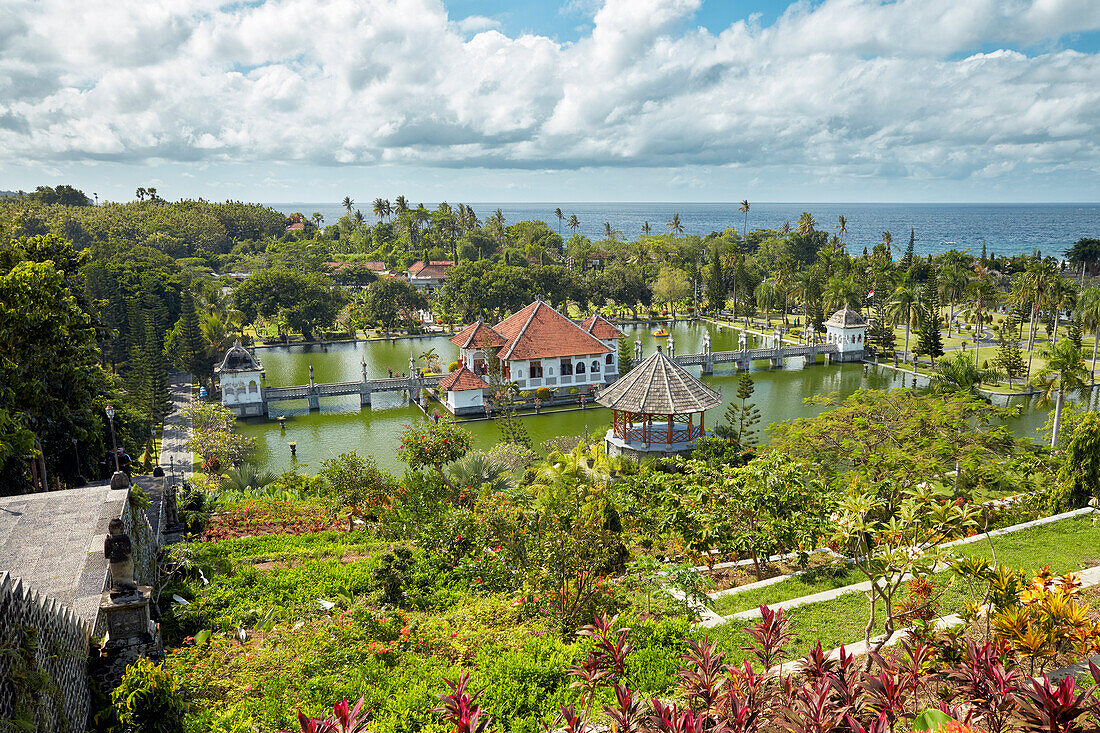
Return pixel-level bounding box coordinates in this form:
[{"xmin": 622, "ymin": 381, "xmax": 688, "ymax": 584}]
[{"xmin": 237, "ymin": 321, "xmax": 1093, "ymax": 475}]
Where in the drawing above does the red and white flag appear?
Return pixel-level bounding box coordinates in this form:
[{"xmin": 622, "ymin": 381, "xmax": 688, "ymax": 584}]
[{"xmin": 866, "ymin": 288, "xmax": 875, "ymax": 299}]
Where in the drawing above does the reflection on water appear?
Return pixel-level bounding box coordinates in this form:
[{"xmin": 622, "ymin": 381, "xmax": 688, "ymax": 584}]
[{"xmin": 236, "ymin": 321, "xmax": 1096, "ymax": 475}]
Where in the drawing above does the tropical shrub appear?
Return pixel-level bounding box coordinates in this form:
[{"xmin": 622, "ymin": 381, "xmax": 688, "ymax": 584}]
[{"xmin": 106, "ymin": 657, "xmax": 187, "ymax": 733}]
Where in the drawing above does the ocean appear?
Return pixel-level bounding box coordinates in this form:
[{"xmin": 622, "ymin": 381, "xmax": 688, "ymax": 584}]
[{"xmin": 268, "ymin": 202, "xmax": 1100, "ymax": 259}]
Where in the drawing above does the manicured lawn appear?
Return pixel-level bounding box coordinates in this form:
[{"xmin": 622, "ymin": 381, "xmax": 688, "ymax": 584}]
[{"xmin": 711, "ymin": 513, "xmax": 1100, "ymax": 653}]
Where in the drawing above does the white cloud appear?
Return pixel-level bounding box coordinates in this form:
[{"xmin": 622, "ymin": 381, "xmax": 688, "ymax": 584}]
[{"xmin": 0, "ymin": 0, "xmax": 1099, "ymax": 192}]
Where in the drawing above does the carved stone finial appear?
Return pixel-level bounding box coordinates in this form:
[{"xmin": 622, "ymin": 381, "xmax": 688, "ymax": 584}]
[{"xmin": 104, "ymin": 518, "xmax": 138, "ymax": 595}]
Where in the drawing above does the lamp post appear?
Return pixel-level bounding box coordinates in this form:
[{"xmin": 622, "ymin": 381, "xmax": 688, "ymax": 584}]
[{"xmin": 106, "ymin": 404, "xmax": 120, "ymax": 472}]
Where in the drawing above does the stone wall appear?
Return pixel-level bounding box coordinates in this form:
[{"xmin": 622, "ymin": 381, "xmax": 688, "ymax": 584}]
[
  {"xmin": 92, "ymin": 487, "xmax": 159, "ymax": 639},
  {"xmin": 0, "ymin": 571, "xmax": 91, "ymax": 733}
]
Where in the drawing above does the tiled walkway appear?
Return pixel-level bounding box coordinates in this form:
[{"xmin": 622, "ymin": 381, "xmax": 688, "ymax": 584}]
[{"xmin": 0, "ymin": 482, "xmax": 128, "ymax": 624}]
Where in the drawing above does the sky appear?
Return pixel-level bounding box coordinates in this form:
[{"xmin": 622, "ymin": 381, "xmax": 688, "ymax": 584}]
[{"xmin": 2, "ymin": 0, "xmax": 1100, "ymax": 204}]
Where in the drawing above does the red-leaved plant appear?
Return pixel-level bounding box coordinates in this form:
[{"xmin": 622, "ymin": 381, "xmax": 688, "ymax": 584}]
[
  {"xmin": 280, "ymin": 696, "xmax": 370, "ymax": 733},
  {"xmin": 434, "ymin": 672, "xmax": 493, "ymax": 733}
]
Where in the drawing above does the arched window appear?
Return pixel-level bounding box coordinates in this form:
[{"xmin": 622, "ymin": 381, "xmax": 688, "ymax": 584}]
[
  {"xmin": 517, "ymin": 369, "xmax": 524, "ymax": 379},
  {"xmin": 248, "ymin": 380, "xmax": 258, "ymax": 393},
  {"xmin": 606, "ymin": 353, "xmax": 613, "ymax": 364},
  {"xmin": 591, "ymin": 361, "xmax": 600, "ymax": 372},
  {"xmin": 576, "ymin": 361, "xmax": 586, "ymax": 375}
]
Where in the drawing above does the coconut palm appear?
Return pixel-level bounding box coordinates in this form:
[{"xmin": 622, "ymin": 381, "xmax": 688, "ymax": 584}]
[
  {"xmin": 780, "ymin": 221, "xmax": 791, "ymax": 235},
  {"xmin": 930, "ymin": 352, "xmax": 1003, "ymax": 397},
  {"xmin": 394, "ymin": 195, "xmax": 409, "ymax": 215},
  {"xmin": 968, "ymin": 262, "xmax": 999, "ymax": 364},
  {"xmin": 881, "ymin": 230, "xmax": 896, "ymax": 257},
  {"xmin": 887, "ymin": 277, "xmax": 921, "ymax": 366},
  {"xmin": 568, "ymin": 214, "xmax": 579, "ymax": 234},
  {"xmin": 1030, "ymin": 338, "xmax": 1089, "ymax": 447},
  {"xmin": 554, "ymin": 207, "xmax": 564, "ymax": 234},
  {"xmin": 641, "ymin": 221, "xmax": 652, "ymax": 237},
  {"xmin": 939, "ymin": 262, "xmax": 969, "ymax": 338},
  {"xmin": 836, "ymin": 215, "xmax": 848, "ymax": 238},
  {"xmin": 372, "ymin": 198, "xmax": 387, "ymax": 221},
  {"xmin": 667, "ymin": 213, "xmax": 684, "ymax": 237},
  {"xmin": 1018, "ymin": 259, "xmax": 1058, "ymax": 350},
  {"xmin": 739, "ymin": 200, "xmax": 750, "ymax": 235},
  {"xmin": 755, "ymin": 279, "xmax": 778, "ymax": 326},
  {"xmin": 1076, "ymin": 286, "xmax": 1100, "ymax": 377},
  {"xmin": 343, "ymin": 196, "xmax": 354, "ymax": 217},
  {"xmin": 796, "ymin": 212, "xmax": 817, "ymax": 236}
]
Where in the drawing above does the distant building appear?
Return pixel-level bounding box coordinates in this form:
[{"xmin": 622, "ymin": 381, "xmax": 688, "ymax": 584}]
[
  {"xmin": 285, "ymin": 222, "xmax": 305, "ymax": 233},
  {"xmin": 407, "ymin": 260, "xmax": 454, "ymax": 292},
  {"xmin": 215, "ymin": 341, "xmax": 264, "ymax": 417},
  {"xmin": 823, "ymin": 306, "xmax": 868, "ymax": 362},
  {"xmin": 449, "ymin": 300, "xmax": 623, "ymax": 399}
]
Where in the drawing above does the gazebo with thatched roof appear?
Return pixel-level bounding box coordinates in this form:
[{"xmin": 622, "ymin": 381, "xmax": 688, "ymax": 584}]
[{"xmin": 595, "ymin": 346, "xmax": 722, "ymax": 459}]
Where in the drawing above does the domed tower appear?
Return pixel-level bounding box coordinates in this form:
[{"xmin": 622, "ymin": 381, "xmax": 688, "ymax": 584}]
[
  {"xmin": 824, "ymin": 306, "xmax": 868, "ymax": 362},
  {"xmin": 215, "ymin": 342, "xmax": 265, "ymax": 416}
]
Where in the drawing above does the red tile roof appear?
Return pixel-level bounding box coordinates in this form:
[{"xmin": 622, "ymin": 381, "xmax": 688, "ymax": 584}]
[
  {"xmin": 494, "ymin": 301, "xmax": 611, "ymax": 361},
  {"xmin": 409, "ymin": 260, "xmax": 454, "ymax": 275},
  {"xmin": 450, "ymin": 321, "xmax": 507, "ymax": 349},
  {"xmin": 580, "ymin": 314, "xmax": 625, "ymax": 340},
  {"xmin": 286, "ymin": 222, "xmax": 305, "ymax": 231},
  {"xmin": 439, "ymin": 364, "xmax": 490, "ymax": 392},
  {"xmin": 412, "ymin": 263, "xmax": 453, "ymax": 280}
]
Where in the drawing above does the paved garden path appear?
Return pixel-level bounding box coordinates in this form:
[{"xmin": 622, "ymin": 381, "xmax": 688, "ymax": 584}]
[{"xmin": 160, "ymin": 372, "xmax": 193, "ymax": 483}]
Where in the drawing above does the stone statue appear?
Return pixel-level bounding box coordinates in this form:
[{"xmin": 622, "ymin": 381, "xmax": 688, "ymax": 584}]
[{"xmin": 104, "ymin": 519, "xmax": 138, "ymax": 595}]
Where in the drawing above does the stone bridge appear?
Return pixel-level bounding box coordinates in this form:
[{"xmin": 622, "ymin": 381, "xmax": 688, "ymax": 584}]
[
  {"xmin": 674, "ymin": 343, "xmax": 840, "ymax": 373},
  {"xmin": 261, "ymin": 374, "xmax": 444, "ymax": 413}
]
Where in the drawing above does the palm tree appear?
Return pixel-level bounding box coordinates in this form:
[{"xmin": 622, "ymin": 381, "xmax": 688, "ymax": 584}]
[
  {"xmin": 836, "ymin": 215, "xmax": 848, "ymax": 238},
  {"xmin": 930, "ymin": 352, "xmax": 1003, "ymax": 397},
  {"xmin": 447, "ymin": 453, "xmax": 514, "ymax": 495},
  {"xmin": 887, "ymin": 278, "xmax": 921, "ymax": 368},
  {"xmin": 1019, "ymin": 259, "xmax": 1057, "ymax": 351},
  {"xmin": 739, "ymin": 200, "xmax": 750, "ymax": 235},
  {"xmin": 394, "ymin": 195, "xmax": 409, "ymax": 215},
  {"xmin": 641, "ymin": 221, "xmax": 652, "ymax": 237},
  {"xmin": 939, "ymin": 262, "xmax": 969, "ymax": 338},
  {"xmin": 354, "ymin": 210, "xmax": 365, "ymax": 228},
  {"xmin": 312, "ymin": 212, "xmax": 324, "ymax": 229},
  {"xmin": 343, "ymin": 196, "xmax": 354, "ymax": 217},
  {"xmin": 755, "ymin": 279, "xmax": 778, "ymax": 326},
  {"xmin": 222, "ymin": 462, "xmax": 277, "ymax": 494},
  {"xmin": 1030, "ymin": 338, "xmax": 1089, "ymax": 447},
  {"xmin": 968, "ymin": 271, "xmax": 998, "ymax": 366},
  {"xmin": 1076, "ymin": 286, "xmax": 1100, "ymax": 378},
  {"xmin": 780, "ymin": 221, "xmax": 791, "ymax": 235},
  {"xmin": 796, "ymin": 212, "xmax": 816, "ymax": 236},
  {"xmin": 419, "ymin": 347, "xmax": 440, "ymax": 372},
  {"xmin": 568, "ymin": 214, "xmax": 579, "ymax": 234},
  {"xmin": 372, "ymin": 198, "xmax": 387, "ymax": 221},
  {"xmin": 667, "ymin": 213, "xmax": 684, "ymax": 237},
  {"xmin": 881, "ymin": 230, "xmax": 896, "ymax": 257},
  {"xmin": 554, "ymin": 207, "xmax": 564, "ymax": 234}
]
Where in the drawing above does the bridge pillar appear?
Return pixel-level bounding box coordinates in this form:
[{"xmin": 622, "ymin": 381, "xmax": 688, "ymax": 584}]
[
  {"xmin": 308, "ymin": 394, "xmax": 320, "ymax": 411},
  {"xmin": 736, "ymin": 358, "xmax": 749, "ymax": 371},
  {"xmin": 360, "ymin": 389, "xmax": 371, "ymax": 407},
  {"xmin": 769, "ymin": 356, "xmax": 784, "ymax": 368},
  {"xmin": 701, "ymin": 356, "xmax": 713, "ymax": 375},
  {"xmin": 803, "ymin": 353, "xmax": 818, "ymax": 366}
]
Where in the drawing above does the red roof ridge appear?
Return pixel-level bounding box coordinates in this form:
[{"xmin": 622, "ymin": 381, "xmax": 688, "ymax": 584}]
[
  {"xmin": 500, "ymin": 301, "xmax": 543, "ymax": 361},
  {"xmin": 439, "ymin": 364, "xmax": 490, "ymax": 391},
  {"xmin": 581, "ymin": 313, "xmax": 625, "ymax": 340}
]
